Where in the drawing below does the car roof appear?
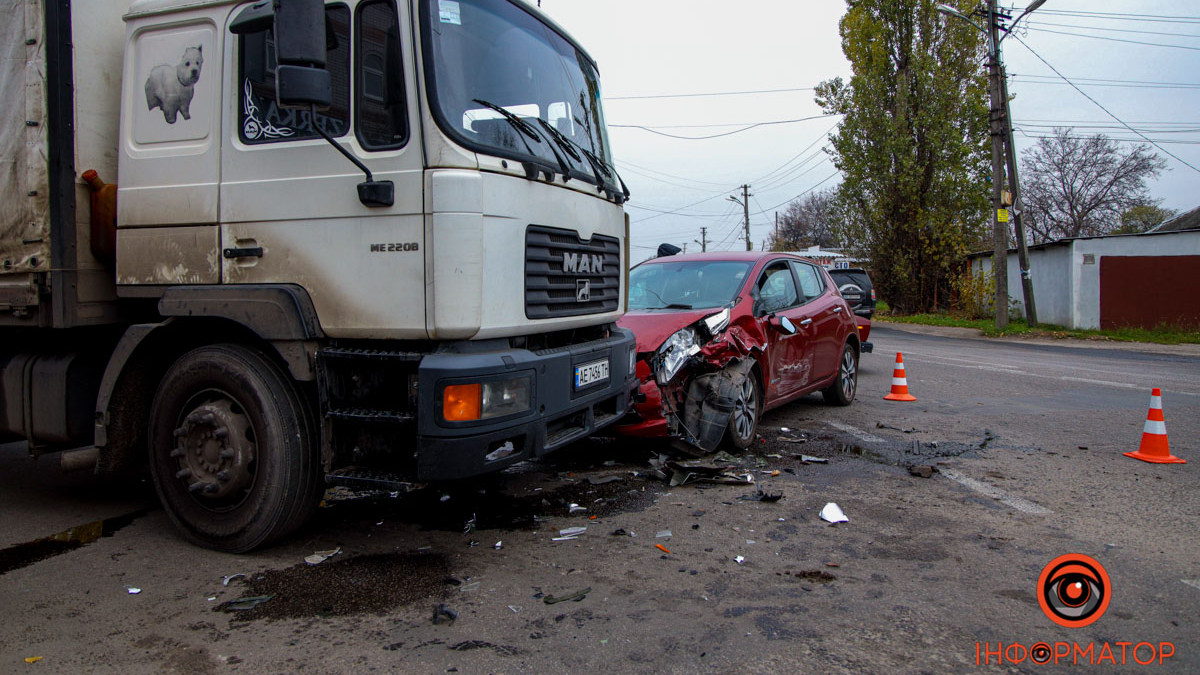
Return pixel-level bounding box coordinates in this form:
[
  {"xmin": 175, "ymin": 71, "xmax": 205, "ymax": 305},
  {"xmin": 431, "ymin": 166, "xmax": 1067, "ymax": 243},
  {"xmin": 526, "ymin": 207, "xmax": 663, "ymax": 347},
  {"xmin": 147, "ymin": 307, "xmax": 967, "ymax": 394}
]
[{"xmin": 638, "ymin": 251, "xmax": 820, "ymax": 266}]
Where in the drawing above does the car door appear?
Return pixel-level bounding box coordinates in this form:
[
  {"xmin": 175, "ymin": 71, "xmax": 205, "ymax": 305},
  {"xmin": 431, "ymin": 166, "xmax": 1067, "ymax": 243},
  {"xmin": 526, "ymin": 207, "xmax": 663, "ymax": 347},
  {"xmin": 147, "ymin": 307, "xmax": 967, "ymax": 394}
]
[
  {"xmin": 792, "ymin": 261, "xmax": 844, "ymax": 382},
  {"xmin": 754, "ymin": 259, "xmax": 811, "ymax": 399}
]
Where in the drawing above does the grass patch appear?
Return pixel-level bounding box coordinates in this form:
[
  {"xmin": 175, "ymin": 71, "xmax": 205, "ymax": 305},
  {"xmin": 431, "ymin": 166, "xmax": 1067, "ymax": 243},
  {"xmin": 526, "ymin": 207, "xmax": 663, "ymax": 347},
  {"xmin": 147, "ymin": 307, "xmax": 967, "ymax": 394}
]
[{"xmin": 875, "ymin": 311, "xmax": 1200, "ymax": 345}]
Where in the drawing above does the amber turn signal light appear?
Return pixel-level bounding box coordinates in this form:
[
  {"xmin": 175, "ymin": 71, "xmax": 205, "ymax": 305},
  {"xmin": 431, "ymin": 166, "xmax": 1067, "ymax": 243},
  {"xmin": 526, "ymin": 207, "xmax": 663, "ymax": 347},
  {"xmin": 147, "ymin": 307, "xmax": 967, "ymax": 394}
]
[{"xmin": 443, "ymin": 383, "xmax": 482, "ymax": 421}]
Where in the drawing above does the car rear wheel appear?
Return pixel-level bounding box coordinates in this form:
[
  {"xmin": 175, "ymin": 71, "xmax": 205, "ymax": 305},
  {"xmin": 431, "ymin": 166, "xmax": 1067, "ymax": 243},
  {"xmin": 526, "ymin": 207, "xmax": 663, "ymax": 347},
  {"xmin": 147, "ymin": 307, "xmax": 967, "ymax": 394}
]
[
  {"xmin": 822, "ymin": 343, "xmax": 858, "ymax": 406},
  {"xmin": 148, "ymin": 344, "xmax": 322, "ymax": 552},
  {"xmin": 725, "ymin": 369, "xmax": 762, "ymax": 450}
]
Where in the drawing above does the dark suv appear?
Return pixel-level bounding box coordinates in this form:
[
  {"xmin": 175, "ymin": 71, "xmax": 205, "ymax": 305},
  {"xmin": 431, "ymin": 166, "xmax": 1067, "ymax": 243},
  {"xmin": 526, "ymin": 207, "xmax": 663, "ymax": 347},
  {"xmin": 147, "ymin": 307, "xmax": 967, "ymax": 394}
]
[{"xmin": 828, "ymin": 268, "xmax": 875, "ymax": 318}]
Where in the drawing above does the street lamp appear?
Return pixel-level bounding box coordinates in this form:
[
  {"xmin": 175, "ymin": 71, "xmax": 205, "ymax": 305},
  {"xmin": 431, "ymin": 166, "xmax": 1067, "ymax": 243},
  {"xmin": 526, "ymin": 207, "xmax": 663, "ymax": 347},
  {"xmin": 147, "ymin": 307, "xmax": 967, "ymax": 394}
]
[{"xmin": 936, "ymin": 1, "xmax": 1042, "ymax": 328}]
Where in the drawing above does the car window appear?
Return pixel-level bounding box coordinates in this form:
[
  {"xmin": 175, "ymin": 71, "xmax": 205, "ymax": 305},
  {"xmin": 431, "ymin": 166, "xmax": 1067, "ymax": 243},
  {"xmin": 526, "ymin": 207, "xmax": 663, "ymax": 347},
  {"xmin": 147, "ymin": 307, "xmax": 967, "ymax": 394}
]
[
  {"xmin": 793, "ymin": 261, "xmax": 825, "ymax": 301},
  {"xmin": 756, "ymin": 262, "xmax": 799, "ymax": 314}
]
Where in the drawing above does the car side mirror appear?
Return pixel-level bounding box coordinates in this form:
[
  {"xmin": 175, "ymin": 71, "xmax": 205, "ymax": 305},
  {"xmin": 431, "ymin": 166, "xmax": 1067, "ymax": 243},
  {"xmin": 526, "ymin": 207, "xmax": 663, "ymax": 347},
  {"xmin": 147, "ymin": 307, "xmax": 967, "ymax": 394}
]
[{"xmin": 769, "ymin": 314, "xmax": 797, "ymax": 335}]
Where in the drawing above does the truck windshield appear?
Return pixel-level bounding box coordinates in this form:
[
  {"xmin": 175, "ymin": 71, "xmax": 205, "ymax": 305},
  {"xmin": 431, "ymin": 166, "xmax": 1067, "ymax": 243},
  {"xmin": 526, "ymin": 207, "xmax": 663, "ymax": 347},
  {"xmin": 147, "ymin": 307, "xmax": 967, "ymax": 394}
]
[
  {"xmin": 628, "ymin": 261, "xmax": 752, "ymax": 311},
  {"xmin": 420, "ymin": 0, "xmax": 616, "ymax": 191}
]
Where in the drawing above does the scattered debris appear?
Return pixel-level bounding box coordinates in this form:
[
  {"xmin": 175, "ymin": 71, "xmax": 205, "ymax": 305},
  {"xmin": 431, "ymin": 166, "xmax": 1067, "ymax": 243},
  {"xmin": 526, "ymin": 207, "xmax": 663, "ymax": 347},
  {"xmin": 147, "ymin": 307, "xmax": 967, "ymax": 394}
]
[
  {"xmin": 508, "ymin": 605, "xmax": 522, "ymax": 613},
  {"xmin": 798, "ymin": 455, "xmax": 828, "ymax": 464},
  {"xmin": 432, "ymin": 603, "xmax": 458, "ymax": 625},
  {"xmin": 463, "ymin": 513, "xmax": 476, "ymax": 535},
  {"xmin": 440, "ymin": 494, "xmax": 451, "ymax": 502},
  {"xmin": 737, "ymin": 485, "xmax": 783, "ymax": 502},
  {"xmin": 734, "ymin": 556, "xmax": 745, "ymax": 565},
  {"xmin": 877, "ymin": 422, "xmax": 918, "ymax": 433},
  {"xmin": 304, "ymin": 547, "xmax": 342, "ymax": 565},
  {"xmin": 586, "ymin": 475, "xmax": 623, "ymax": 485},
  {"xmin": 458, "ymin": 582, "xmax": 480, "ymax": 592},
  {"xmin": 786, "ymin": 569, "xmax": 837, "ymax": 583},
  {"xmin": 777, "ymin": 436, "xmax": 807, "ymax": 444},
  {"xmin": 224, "ymin": 595, "xmax": 274, "ymax": 611},
  {"xmin": 908, "ymin": 465, "xmax": 935, "ymax": 478},
  {"xmin": 24, "ymin": 657, "xmax": 42, "ymax": 664},
  {"xmin": 543, "ymin": 587, "xmax": 591, "ymax": 604},
  {"xmin": 656, "ymin": 530, "xmax": 672, "ymax": 539},
  {"xmin": 655, "ymin": 544, "xmax": 672, "ymax": 554},
  {"xmin": 126, "ymin": 587, "xmax": 141, "ymax": 595},
  {"xmin": 554, "ymin": 526, "xmax": 587, "ymax": 541},
  {"xmin": 222, "ymin": 574, "xmax": 246, "ymax": 587},
  {"xmin": 826, "ymin": 562, "xmax": 840, "ymax": 568},
  {"xmin": 493, "ymin": 541, "xmax": 503, "ymax": 550},
  {"xmin": 820, "ymin": 503, "xmax": 849, "ymax": 524},
  {"xmin": 568, "ymin": 503, "xmax": 587, "ymax": 514},
  {"xmin": 610, "ymin": 528, "xmax": 628, "ymax": 537}
]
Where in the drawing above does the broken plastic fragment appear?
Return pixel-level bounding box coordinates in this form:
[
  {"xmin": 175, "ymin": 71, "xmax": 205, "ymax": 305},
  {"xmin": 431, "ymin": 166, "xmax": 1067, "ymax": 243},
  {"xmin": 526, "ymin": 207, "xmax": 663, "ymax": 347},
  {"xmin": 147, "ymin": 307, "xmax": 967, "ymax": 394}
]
[
  {"xmin": 25, "ymin": 657, "xmax": 43, "ymax": 664},
  {"xmin": 493, "ymin": 541, "xmax": 503, "ymax": 550},
  {"xmin": 820, "ymin": 502, "xmax": 849, "ymax": 524},
  {"xmin": 559, "ymin": 526, "xmax": 587, "ymax": 537},
  {"xmin": 485, "ymin": 441, "xmax": 516, "ymax": 462},
  {"xmin": 304, "ymin": 547, "xmax": 342, "ymax": 565},
  {"xmin": 734, "ymin": 556, "xmax": 745, "ymax": 565},
  {"xmin": 655, "ymin": 544, "xmax": 671, "ymax": 554},
  {"xmin": 543, "ymin": 587, "xmax": 592, "ymax": 604},
  {"xmin": 656, "ymin": 530, "xmax": 672, "ymax": 539},
  {"xmin": 568, "ymin": 503, "xmax": 587, "ymax": 514},
  {"xmin": 800, "ymin": 455, "xmax": 828, "ymax": 464},
  {"xmin": 224, "ymin": 595, "xmax": 274, "ymax": 611},
  {"xmin": 126, "ymin": 587, "xmax": 141, "ymax": 595},
  {"xmin": 222, "ymin": 574, "xmax": 245, "ymax": 587}
]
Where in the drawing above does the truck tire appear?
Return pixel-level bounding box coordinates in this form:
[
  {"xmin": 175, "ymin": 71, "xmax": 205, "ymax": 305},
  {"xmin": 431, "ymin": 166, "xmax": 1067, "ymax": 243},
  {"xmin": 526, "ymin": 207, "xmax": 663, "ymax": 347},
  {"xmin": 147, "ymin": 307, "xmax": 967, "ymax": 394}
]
[
  {"xmin": 822, "ymin": 342, "xmax": 858, "ymax": 406},
  {"xmin": 148, "ymin": 344, "xmax": 322, "ymax": 552}
]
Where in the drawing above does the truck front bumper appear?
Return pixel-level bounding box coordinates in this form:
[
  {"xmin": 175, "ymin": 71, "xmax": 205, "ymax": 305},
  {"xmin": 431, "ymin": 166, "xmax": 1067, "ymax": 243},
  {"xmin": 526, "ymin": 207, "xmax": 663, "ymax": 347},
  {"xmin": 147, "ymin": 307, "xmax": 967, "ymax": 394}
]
[{"xmin": 415, "ymin": 326, "xmax": 638, "ymax": 480}]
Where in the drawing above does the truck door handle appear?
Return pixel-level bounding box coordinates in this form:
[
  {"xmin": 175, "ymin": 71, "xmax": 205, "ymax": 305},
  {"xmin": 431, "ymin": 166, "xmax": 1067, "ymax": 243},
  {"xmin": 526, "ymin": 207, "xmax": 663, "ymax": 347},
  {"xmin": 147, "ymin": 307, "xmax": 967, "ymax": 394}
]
[
  {"xmin": 223, "ymin": 247, "xmax": 264, "ymax": 259},
  {"xmin": 799, "ymin": 318, "xmax": 813, "ymax": 326}
]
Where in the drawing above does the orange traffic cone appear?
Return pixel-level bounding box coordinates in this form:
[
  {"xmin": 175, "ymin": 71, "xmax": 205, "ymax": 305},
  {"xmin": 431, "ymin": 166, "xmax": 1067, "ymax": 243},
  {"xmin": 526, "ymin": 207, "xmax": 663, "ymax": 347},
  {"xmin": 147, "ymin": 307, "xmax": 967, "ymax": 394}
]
[
  {"xmin": 884, "ymin": 352, "xmax": 917, "ymax": 401},
  {"xmin": 1124, "ymin": 388, "xmax": 1185, "ymax": 464}
]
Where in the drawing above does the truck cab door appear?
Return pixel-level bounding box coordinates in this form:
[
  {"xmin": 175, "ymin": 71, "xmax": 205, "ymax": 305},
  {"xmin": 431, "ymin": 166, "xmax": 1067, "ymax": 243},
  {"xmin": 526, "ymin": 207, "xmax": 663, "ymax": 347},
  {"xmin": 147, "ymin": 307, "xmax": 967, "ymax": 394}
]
[{"xmin": 218, "ymin": 1, "xmax": 426, "ymax": 339}]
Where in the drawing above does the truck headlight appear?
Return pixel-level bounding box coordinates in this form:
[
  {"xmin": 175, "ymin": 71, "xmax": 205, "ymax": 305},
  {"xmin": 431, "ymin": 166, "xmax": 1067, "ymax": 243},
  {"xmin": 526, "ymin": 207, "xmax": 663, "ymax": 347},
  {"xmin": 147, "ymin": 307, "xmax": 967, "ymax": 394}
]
[
  {"xmin": 655, "ymin": 327, "xmax": 699, "ymax": 385},
  {"xmin": 444, "ymin": 375, "xmax": 532, "ymax": 422}
]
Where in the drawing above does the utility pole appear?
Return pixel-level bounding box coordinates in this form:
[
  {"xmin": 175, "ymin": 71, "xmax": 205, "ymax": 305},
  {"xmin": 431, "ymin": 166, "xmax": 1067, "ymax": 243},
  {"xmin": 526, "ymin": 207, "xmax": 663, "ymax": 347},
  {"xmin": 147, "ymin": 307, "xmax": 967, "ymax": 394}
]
[
  {"xmin": 999, "ymin": 65, "xmax": 1038, "ymax": 326},
  {"xmin": 986, "ymin": 0, "xmax": 1009, "ymax": 330},
  {"xmin": 726, "ymin": 184, "xmax": 752, "ymax": 251},
  {"xmin": 695, "ymin": 226, "xmax": 709, "ymax": 252}
]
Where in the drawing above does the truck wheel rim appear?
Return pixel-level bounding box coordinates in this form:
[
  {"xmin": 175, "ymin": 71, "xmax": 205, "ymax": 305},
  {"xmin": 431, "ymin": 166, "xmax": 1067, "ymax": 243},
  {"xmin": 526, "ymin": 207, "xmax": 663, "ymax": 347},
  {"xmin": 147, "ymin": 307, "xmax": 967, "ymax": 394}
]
[{"xmin": 170, "ymin": 390, "xmax": 257, "ymax": 508}]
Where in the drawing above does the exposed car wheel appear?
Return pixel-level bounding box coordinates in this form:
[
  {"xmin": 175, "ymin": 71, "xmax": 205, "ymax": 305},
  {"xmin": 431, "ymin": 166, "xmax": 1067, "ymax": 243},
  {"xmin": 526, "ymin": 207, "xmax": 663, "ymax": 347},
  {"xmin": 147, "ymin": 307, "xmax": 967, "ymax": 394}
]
[
  {"xmin": 724, "ymin": 369, "xmax": 762, "ymax": 450},
  {"xmin": 148, "ymin": 344, "xmax": 322, "ymax": 552},
  {"xmin": 822, "ymin": 342, "xmax": 858, "ymax": 406}
]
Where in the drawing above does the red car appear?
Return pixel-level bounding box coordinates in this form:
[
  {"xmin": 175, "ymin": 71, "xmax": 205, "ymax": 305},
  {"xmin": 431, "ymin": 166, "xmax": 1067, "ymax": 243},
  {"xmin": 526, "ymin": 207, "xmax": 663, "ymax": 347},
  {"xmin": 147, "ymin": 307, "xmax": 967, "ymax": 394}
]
[{"xmin": 615, "ymin": 251, "xmax": 862, "ymax": 451}]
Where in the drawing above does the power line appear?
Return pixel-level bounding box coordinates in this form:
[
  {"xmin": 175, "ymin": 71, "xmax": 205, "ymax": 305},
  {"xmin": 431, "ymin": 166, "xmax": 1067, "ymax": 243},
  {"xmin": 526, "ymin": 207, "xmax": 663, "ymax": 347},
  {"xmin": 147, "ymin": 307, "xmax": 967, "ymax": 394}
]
[
  {"xmin": 1025, "ymin": 19, "xmax": 1200, "ymax": 39},
  {"xmin": 1034, "ymin": 9, "xmax": 1200, "ymax": 24},
  {"xmin": 1027, "ymin": 27, "xmax": 1200, "ymax": 50},
  {"xmin": 610, "ymin": 114, "xmax": 838, "ymax": 140},
  {"xmin": 754, "ymin": 171, "xmax": 841, "ymax": 215},
  {"xmin": 1011, "ymin": 35, "xmax": 1200, "ymax": 174},
  {"xmin": 605, "ymin": 86, "xmax": 815, "ymax": 101}
]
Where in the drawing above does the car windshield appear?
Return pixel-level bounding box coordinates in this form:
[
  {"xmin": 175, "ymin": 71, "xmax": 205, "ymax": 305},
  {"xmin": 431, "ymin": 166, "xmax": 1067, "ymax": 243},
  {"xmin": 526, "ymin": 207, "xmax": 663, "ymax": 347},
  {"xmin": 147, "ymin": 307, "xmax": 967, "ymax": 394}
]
[
  {"xmin": 420, "ymin": 0, "xmax": 616, "ymax": 190},
  {"xmin": 628, "ymin": 261, "xmax": 752, "ymax": 311}
]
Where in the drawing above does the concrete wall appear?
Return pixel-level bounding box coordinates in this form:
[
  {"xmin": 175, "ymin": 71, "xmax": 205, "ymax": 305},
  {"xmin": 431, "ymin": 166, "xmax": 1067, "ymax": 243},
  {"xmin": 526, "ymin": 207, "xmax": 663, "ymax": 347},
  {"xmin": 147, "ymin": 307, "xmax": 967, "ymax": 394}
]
[{"xmin": 969, "ymin": 230, "xmax": 1200, "ymax": 329}]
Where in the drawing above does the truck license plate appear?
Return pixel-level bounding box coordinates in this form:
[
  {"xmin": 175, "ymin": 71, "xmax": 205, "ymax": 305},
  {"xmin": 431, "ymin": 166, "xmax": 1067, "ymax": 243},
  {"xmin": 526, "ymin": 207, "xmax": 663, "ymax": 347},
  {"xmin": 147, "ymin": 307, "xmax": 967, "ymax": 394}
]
[{"xmin": 574, "ymin": 359, "xmax": 609, "ymax": 388}]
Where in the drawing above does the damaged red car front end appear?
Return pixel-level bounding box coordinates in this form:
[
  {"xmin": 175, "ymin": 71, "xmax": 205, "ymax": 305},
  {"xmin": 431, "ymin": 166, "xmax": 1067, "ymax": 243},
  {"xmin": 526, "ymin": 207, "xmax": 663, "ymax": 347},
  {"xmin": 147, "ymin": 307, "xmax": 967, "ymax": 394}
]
[{"xmin": 615, "ymin": 252, "xmax": 861, "ymax": 452}]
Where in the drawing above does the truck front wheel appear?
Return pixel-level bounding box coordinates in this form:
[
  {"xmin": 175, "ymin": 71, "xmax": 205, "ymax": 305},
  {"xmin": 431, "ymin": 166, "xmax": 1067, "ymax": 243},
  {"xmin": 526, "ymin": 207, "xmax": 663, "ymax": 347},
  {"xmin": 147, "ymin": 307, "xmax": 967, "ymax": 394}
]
[{"xmin": 148, "ymin": 344, "xmax": 322, "ymax": 552}]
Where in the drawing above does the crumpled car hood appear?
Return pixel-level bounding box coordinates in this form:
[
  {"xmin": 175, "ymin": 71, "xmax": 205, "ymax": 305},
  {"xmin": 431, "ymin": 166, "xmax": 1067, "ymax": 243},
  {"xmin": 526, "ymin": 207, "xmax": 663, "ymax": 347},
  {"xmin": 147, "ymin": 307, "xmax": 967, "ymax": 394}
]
[{"xmin": 617, "ymin": 308, "xmax": 719, "ymax": 352}]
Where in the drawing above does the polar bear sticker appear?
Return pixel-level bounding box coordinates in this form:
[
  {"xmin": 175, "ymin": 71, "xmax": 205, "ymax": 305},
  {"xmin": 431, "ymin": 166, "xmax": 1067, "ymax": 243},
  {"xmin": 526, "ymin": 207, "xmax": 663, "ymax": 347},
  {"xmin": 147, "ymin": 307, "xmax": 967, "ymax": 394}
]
[{"xmin": 144, "ymin": 45, "xmax": 204, "ymax": 124}]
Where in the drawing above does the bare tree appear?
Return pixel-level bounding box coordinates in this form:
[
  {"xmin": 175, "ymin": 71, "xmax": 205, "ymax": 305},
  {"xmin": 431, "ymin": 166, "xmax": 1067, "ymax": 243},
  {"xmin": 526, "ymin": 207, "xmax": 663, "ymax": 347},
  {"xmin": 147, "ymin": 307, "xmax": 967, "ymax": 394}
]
[
  {"xmin": 1020, "ymin": 128, "xmax": 1167, "ymax": 243},
  {"xmin": 768, "ymin": 188, "xmax": 842, "ymax": 251}
]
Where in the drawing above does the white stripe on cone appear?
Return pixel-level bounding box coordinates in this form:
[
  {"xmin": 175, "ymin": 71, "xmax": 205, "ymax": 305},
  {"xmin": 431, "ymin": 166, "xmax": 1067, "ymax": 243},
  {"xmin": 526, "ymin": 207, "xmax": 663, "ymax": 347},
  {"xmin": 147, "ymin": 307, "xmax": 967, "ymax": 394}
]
[
  {"xmin": 892, "ymin": 377, "xmax": 906, "ymax": 386},
  {"xmin": 1144, "ymin": 419, "xmax": 1167, "ymax": 436}
]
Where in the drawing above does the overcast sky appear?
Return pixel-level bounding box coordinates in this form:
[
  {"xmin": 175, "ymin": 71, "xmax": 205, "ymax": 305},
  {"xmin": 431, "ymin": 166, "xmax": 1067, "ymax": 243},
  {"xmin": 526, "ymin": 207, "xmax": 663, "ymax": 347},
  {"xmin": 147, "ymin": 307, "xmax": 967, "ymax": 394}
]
[{"xmin": 538, "ymin": 1, "xmax": 1200, "ymax": 258}]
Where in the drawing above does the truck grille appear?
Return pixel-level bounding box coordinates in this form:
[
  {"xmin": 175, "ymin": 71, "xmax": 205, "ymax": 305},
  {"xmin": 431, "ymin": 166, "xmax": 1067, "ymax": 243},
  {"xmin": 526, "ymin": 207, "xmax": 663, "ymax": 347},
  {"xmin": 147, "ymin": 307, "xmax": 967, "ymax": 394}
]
[{"xmin": 525, "ymin": 225, "xmax": 620, "ymax": 319}]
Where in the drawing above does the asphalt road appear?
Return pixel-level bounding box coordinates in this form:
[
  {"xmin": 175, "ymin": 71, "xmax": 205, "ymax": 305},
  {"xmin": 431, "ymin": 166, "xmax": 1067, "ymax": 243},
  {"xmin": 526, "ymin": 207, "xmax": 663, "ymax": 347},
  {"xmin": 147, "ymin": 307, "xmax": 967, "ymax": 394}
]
[{"xmin": 1, "ymin": 325, "xmax": 1197, "ymax": 673}]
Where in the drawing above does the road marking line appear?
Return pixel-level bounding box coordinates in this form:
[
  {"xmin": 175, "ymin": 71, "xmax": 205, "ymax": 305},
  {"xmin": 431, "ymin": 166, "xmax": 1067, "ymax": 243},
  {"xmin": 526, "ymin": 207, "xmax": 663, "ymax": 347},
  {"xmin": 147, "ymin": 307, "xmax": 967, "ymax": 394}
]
[
  {"xmin": 825, "ymin": 421, "xmax": 886, "ymax": 444},
  {"xmin": 1183, "ymin": 580, "xmax": 1200, "ymax": 592},
  {"xmin": 1059, "ymin": 376, "xmax": 1143, "ymax": 390},
  {"xmin": 938, "ymin": 468, "xmax": 1053, "ymax": 515}
]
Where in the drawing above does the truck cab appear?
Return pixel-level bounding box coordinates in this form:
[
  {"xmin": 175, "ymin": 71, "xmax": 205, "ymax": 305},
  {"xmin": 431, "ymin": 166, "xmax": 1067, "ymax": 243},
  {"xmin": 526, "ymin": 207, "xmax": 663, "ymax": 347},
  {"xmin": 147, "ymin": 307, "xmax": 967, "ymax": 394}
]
[{"xmin": 0, "ymin": 0, "xmax": 636, "ymax": 551}]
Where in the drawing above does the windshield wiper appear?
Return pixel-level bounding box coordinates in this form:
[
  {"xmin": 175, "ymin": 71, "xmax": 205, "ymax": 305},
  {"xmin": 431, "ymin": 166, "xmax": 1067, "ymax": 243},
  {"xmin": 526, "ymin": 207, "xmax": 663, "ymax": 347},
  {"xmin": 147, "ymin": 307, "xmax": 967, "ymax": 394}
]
[{"xmin": 471, "ymin": 99, "xmax": 569, "ymax": 181}]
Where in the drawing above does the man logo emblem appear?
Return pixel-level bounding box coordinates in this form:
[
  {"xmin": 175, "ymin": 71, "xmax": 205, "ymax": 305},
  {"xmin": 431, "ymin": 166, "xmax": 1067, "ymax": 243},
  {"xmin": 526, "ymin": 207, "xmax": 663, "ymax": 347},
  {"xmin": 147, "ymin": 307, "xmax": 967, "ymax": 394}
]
[{"xmin": 576, "ymin": 279, "xmax": 591, "ymax": 302}]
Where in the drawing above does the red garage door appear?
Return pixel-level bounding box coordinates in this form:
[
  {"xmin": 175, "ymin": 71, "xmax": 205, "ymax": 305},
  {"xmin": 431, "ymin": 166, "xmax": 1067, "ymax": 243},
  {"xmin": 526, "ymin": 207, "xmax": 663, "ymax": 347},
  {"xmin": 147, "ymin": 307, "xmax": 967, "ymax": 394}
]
[{"xmin": 1100, "ymin": 255, "xmax": 1200, "ymax": 330}]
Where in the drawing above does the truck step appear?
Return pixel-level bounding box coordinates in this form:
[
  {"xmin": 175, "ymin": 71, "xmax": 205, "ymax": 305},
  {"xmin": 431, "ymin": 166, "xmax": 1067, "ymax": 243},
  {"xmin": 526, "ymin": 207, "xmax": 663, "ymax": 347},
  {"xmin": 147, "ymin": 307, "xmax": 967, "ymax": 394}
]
[
  {"xmin": 325, "ymin": 467, "xmax": 420, "ymax": 493},
  {"xmin": 326, "ymin": 408, "xmax": 415, "ymax": 424},
  {"xmin": 318, "ymin": 347, "xmax": 425, "ymax": 362}
]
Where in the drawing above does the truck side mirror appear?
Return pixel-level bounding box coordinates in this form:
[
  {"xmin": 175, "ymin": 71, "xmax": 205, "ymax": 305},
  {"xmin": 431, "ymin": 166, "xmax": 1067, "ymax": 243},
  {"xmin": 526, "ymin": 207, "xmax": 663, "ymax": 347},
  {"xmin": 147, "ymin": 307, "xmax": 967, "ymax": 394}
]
[
  {"xmin": 231, "ymin": 0, "xmax": 331, "ymax": 108},
  {"xmin": 273, "ymin": 0, "xmax": 331, "ymax": 108}
]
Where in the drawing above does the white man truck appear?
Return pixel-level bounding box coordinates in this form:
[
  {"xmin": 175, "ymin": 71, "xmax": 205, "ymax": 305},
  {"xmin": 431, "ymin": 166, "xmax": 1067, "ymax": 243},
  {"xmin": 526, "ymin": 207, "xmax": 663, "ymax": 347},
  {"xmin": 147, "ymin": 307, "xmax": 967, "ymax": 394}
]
[{"xmin": 0, "ymin": 0, "xmax": 636, "ymax": 551}]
